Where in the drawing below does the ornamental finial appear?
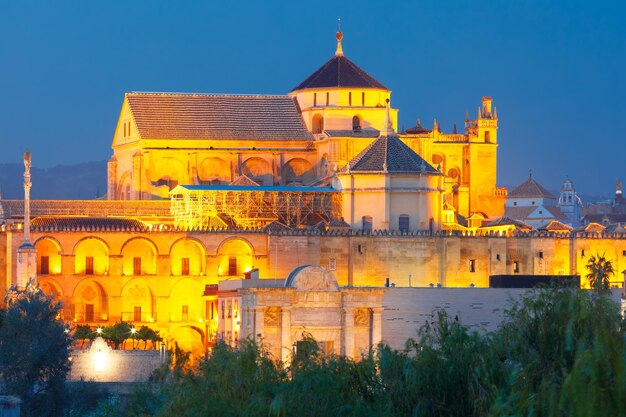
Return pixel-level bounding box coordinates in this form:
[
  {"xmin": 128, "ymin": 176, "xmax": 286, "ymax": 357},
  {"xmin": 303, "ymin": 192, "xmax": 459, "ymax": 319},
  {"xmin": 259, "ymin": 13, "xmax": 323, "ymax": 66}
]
[{"xmin": 335, "ymin": 18, "xmax": 344, "ymax": 56}]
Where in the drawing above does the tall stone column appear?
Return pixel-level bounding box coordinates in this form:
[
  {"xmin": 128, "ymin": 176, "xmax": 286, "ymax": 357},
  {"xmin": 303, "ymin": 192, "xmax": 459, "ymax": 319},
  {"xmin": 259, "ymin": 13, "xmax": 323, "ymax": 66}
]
[
  {"xmin": 371, "ymin": 308, "xmax": 383, "ymax": 348},
  {"xmin": 254, "ymin": 307, "xmax": 265, "ymax": 343},
  {"xmin": 16, "ymin": 152, "xmax": 37, "ymax": 289},
  {"xmin": 281, "ymin": 307, "xmax": 292, "ymax": 364},
  {"xmin": 342, "ymin": 307, "xmax": 355, "ymax": 359}
]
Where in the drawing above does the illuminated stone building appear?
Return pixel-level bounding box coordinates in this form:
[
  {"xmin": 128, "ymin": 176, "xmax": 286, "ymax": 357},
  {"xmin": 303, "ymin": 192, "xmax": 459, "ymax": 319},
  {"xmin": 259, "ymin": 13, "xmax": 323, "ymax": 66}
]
[
  {"xmin": 1, "ymin": 31, "xmax": 625, "ymax": 358},
  {"xmin": 505, "ymin": 175, "xmax": 569, "ymax": 229},
  {"xmin": 107, "ymin": 31, "xmax": 504, "ymax": 219}
]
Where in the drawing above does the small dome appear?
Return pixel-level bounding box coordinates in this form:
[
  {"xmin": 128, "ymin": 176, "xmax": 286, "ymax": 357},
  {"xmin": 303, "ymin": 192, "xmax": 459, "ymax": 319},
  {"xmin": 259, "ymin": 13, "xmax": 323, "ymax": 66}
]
[{"xmin": 406, "ymin": 119, "xmax": 431, "ymax": 134}]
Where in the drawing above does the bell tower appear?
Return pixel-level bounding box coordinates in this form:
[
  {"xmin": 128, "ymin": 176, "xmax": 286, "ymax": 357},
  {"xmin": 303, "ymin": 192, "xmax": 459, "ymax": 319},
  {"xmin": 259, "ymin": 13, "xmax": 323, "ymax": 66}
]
[{"xmin": 474, "ymin": 96, "xmax": 498, "ymax": 144}]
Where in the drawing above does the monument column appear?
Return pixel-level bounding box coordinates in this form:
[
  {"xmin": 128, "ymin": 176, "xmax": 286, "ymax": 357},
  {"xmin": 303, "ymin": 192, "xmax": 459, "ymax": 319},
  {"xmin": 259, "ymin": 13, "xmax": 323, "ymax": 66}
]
[
  {"xmin": 281, "ymin": 307, "xmax": 292, "ymax": 364},
  {"xmin": 342, "ymin": 307, "xmax": 355, "ymax": 359},
  {"xmin": 16, "ymin": 152, "xmax": 37, "ymax": 289}
]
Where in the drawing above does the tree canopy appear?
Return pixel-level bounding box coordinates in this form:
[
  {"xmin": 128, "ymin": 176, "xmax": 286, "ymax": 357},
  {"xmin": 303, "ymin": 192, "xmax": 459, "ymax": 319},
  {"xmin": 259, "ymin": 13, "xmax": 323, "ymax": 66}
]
[{"xmin": 0, "ymin": 282, "xmax": 72, "ymax": 417}]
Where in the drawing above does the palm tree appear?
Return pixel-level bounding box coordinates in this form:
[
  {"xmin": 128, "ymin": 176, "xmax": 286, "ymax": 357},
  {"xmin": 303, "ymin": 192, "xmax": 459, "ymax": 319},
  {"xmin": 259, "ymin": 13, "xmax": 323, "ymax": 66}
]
[{"xmin": 585, "ymin": 253, "xmax": 615, "ymax": 291}]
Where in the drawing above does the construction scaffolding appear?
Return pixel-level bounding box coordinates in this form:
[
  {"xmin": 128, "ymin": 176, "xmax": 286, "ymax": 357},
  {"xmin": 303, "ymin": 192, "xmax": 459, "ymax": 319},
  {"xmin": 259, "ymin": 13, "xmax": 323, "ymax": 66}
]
[{"xmin": 170, "ymin": 185, "xmax": 342, "ymax": 230}]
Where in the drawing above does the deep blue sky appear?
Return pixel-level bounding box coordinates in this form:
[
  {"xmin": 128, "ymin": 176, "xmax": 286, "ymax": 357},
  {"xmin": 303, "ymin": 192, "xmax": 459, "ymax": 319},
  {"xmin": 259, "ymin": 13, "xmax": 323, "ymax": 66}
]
[{"xmin": 1, "ymin": 0, "xmax": 624, "ymax": 196}]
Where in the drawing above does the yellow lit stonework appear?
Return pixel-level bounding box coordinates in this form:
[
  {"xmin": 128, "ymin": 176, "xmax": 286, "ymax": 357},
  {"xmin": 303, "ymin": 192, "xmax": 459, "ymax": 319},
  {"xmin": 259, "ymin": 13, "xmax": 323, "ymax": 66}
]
[{"xmin": 3, "ymin": 31, "xmax": 625, "ymax": 361}]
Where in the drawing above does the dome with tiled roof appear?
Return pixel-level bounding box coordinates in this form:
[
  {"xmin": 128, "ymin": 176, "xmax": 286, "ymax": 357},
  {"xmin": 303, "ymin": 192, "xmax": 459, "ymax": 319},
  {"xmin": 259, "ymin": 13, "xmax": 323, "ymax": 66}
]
[{"xmin": 291, "ymin": 31, "xmax": 387, "ymax": 92}]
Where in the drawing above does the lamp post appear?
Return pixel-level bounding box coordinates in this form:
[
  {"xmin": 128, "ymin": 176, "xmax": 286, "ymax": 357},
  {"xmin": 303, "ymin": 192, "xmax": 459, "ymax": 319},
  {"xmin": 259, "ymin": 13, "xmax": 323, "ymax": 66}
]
[{"xmin": 131, "ymin": 327, "xmax": 137, "ymax": 350}]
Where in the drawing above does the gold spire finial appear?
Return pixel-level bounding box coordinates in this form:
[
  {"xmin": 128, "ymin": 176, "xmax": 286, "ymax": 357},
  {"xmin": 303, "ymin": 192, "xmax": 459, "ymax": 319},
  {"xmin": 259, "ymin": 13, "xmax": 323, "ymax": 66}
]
[{"xmin": 335, "ymin": 18, "xmax": 344, "ymax": 56}]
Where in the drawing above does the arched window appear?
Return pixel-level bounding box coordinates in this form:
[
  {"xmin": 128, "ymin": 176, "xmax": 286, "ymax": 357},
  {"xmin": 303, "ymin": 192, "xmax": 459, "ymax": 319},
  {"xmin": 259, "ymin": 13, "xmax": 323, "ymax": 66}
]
[
  {"xmin": 399, "ymin": 215, "xmax": 409, "ymax": 233},
  {"xmin": 352, "ymin": 115, "xmax": 362, "ymax": 132},
  {"xmin": 312, "ymin": 114, "xmax": 324, "ymax": 134},
  {"xmin": 362, "ymin": 216, "xmax": 373, "ymax": 232}
]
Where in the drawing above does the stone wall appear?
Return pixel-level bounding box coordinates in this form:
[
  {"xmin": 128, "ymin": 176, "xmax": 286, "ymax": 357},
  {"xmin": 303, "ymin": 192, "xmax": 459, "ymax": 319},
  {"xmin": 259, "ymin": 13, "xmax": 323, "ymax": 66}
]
[
  {"xmin": 381, "ymin": 287, "xmax": 622, "ymax": 351},
  {"xmin": 69, "ymin": 349, "xmax": 165, "ymax": 382}
]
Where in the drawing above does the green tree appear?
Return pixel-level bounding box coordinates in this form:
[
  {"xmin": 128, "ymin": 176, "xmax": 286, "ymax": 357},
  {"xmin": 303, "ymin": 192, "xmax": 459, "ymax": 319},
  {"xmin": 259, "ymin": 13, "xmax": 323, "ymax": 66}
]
[
  {"xmin": 73, "ymin": 324, "xmax": 95, "ymax": 349},
  {"xmin": 136, "ymin": 326, "xmax": 162, "ymax": 350},
  {"xmin": 154, "ymin": 339, "xmax": 284, "ymax": 417},
  {"xmin": 271, "ymin": 334, "xmax": 384, "ymax": 417},
  {"xmin": 492, "ymin": 286, "xmax": 626, "ymax": 417},
  {"xmin": 101, "ymin": 322, "xmax": 131, "ymax": 349},
  {"xmin": 377, "ymin": 311, "xmax": 502, "ymax": 417},
  {"xmin": 0, "ymin": 283, "xmax": 72, "ymax": 417},
  {"xmin": 585, "ymin": 253, "xmax": 615, "ymax": 291}
]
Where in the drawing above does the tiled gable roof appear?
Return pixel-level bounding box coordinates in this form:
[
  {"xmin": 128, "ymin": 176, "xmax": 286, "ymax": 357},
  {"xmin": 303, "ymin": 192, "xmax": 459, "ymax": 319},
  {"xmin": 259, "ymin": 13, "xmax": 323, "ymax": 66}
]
[
  {"xmin": 540, "ymin": 220, "xmax": 573, "ymax": 232},
  {"xmin": 125, "ymin": 93, "xmax": 313, "ymax": 141},
  {"xmin": 343, "ymin": 135, "xmax": 439, "ymax": 174},
  {"xmin": 484, "ymin": 216, "xmax": 532, "ymax": 229},
  {"xmin": 508, "ymin": 177, "xmax": 556, "ymax": 199},
  {"xmin": 504, "ymin": 206, "xmax": 537, "ymax": 220},
  {"xmin": 291, "ymin": 55, "xmax": 387, "ymax": 91}
]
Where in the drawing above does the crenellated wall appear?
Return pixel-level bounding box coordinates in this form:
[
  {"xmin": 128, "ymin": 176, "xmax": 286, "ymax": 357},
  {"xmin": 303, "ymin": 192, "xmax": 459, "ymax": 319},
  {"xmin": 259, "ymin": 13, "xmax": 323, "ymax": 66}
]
[{"xmin": 2, "ymin": 225, "xmax": 625, "ymax": 354}]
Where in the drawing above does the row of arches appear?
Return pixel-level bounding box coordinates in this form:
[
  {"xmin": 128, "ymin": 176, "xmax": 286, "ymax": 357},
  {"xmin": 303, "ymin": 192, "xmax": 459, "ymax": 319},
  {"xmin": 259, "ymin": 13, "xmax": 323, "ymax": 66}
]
[
  {"xmin": 116, "ymin": 156, "xmax": 319, "ymax": 198},
  {"xmin": 34, "ymin": 236, "xmax": 255, "ymax": 278},
  {"xmin": 41, "ymin": 277, "xmax": 207, "ymax": 353}
]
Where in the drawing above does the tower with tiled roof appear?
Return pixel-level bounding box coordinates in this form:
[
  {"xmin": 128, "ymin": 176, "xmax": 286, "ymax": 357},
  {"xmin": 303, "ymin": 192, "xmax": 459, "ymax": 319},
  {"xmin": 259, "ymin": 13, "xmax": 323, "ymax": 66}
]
[
  {"xmin": 333, "ymin": 103, "xmax": 443, "ymax": 231},
  {"xmin": 288, "ymin": 30, "xmax": 396, "ymax": 178}
]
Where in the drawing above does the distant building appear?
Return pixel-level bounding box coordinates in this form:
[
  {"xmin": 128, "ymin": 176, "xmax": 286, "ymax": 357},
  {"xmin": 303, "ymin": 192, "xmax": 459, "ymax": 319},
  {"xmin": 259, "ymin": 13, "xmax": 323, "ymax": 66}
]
[
  {"xmin": 505, "ymin": 175, "xmax": 569, "ymax": 229},
  {"xmin": 557, "ymin": 178, "xmax": 582, "ymax": 227}
]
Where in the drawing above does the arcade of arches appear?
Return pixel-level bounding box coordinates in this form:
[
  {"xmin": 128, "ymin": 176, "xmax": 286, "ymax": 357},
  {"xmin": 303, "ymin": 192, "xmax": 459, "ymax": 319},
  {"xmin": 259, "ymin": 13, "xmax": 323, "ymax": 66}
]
[{"xmin": 23, "ymin": 234, "xmax": 260, "ymax": 356}]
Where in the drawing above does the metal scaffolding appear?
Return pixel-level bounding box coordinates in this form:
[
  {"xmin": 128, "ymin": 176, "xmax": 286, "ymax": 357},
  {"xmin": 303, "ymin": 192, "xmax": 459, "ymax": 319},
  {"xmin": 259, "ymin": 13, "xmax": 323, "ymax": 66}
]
[{"xmin": 170, "ymin": 185, "xmax": 342, "ymax": 229}]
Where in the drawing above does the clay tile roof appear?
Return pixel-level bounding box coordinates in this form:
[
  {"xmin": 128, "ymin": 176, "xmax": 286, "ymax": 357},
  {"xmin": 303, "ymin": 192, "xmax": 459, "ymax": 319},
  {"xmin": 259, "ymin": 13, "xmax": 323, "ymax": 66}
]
[
  {"xmin": 484, "ymin": 216, "xmax": 533, "ymax": 229},
  {"xmin": 540, "ymin": 220, "xmax": 573, "ymax": 232},
  {"xmin": 343, "ymin": 135, "xmax": 439, "ymax": 174},
  {"xmin": 584, "ymin": 222, "xmax": 606, "ymax": 233},
  {"xmin": 508, "ymin": 177, "xmax": 556, "ymax": 200},
  {"xmin": 291, "ymin": 55, "xmax": 387, "ymax": 91},
  {"xmin": 31, "ymin": 217, "xmax": 149, "ymax": 230},
  {"xmin": 126, "ymin": 93, "xmax": 313, "ymax": 141}
]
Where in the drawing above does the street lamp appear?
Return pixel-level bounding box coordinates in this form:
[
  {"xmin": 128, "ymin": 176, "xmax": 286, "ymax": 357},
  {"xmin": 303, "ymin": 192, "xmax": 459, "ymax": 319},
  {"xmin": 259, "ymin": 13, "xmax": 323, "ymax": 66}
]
[
  {"xmin": 131, "ymin": 327, "xmax": 137, "ymax": 350},
  {"xmin": 96, "ymin": 327, "xmax": 102, "ymax": 335}
]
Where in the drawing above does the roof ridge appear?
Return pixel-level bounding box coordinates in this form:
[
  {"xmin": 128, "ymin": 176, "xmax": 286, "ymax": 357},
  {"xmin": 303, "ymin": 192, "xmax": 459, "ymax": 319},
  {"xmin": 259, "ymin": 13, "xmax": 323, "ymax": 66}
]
[{"xmin": 127, "ymin": 92, "xmax": 291, "ymax": 99}]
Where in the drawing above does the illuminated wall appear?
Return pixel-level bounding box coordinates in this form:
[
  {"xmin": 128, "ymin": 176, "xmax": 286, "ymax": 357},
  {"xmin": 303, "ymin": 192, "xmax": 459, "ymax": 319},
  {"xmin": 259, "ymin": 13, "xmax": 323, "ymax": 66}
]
[{"xmin": 4, "ymin": 226, "xmax": 625, "ymax": 357}]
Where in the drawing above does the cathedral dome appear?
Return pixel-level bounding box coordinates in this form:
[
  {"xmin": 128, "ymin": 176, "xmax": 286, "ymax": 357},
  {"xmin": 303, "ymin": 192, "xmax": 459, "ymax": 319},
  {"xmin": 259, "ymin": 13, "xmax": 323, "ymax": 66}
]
[{"xmin": 291, "ymin": 31, "xmax": 387, "ymax": 92}]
